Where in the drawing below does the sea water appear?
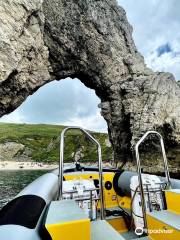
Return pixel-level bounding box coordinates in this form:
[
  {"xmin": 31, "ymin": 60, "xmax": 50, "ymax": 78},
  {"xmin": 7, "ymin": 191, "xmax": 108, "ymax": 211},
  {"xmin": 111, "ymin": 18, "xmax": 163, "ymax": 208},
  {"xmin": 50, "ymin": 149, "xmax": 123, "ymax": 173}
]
[{"xmin": 0, "ymin": 170, "xmax": 48, "ymax": 209}]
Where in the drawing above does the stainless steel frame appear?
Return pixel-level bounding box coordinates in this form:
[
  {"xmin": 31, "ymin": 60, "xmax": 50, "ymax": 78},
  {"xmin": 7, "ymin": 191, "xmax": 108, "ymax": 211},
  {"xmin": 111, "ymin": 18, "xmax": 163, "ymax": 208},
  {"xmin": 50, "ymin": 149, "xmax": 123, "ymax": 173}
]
[
  {"xmin": 135, "ymin": 131, "xmax": 171, "ymax": 231},
  {"xmin": 58, "ymin": 126, "xmax": 105, "ymax": 220}
]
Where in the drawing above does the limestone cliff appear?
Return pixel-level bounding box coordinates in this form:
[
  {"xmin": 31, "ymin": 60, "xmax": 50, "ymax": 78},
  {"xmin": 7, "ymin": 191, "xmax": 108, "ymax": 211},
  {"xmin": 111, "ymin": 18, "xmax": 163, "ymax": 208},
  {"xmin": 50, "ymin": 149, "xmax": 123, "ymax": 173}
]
[{"xmin": 0, "ymin": 0, "xmax": 179, "ymax": 172}]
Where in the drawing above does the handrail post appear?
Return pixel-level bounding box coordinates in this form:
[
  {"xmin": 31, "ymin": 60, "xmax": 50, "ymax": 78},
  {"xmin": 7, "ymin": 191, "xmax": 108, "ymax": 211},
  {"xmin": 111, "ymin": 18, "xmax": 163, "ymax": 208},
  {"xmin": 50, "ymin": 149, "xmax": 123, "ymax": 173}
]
[
  {"xmin": 160, "ymin": 137, "xmax": 171, "ymax": 188},
  {"xmin": 97, "ymin": 143, "xmax": 105, "ymax": 219},
  {"xmin": 58, "ymin": 128, "xmax": 66, "ymax": 200},
  {"xmin": 135, "ymin": 130, "xmax": 171, "ymax": 232},
  {"xmin": 135, "ymin": 143, "xmax": 148, "ymax": 231},
  {"xmin": 58, "ymin": 126, "xmax": 105, "ymax": 219}
]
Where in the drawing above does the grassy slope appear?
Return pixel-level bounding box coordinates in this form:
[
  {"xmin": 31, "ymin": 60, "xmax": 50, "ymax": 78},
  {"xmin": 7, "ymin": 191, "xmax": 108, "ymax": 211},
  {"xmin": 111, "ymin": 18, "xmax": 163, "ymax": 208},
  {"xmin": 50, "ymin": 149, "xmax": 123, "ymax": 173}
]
[{"xmin": 0, "ymin": 123, "xmax": 112, "ymax": 163}]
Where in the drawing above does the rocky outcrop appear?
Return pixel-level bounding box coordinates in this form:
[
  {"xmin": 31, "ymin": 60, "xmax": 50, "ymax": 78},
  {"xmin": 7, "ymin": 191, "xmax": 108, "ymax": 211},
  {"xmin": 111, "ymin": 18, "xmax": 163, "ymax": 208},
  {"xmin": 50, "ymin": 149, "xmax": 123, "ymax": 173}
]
[
  {"xmin": 0, "ymin": 142, "xmax": 25, "ymax": 161},
  {"xmin": 0, "ymin": 0, "xmax": 180, "ymax": 169},
  {"xmin": 0, "ymin": 0, "xmax": 50, "ymax": 115}
]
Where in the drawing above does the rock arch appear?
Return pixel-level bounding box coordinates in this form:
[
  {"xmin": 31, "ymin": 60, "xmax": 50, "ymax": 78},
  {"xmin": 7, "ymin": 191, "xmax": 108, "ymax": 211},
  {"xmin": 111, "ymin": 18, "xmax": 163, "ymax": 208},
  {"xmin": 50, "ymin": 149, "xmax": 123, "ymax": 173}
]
[{"xmin": 0, "ymin": 0, "xmax": 180, "ymax": 165}]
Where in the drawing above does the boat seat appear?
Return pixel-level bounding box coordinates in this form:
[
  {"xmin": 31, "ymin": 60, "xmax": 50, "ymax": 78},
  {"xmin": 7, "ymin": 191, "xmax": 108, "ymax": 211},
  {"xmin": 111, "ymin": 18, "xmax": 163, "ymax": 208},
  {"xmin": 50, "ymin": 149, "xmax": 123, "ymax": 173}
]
[
  {"xmin": 45, "ymin": 200, "xmax": 90, "ymax": 240},
  {"xmin": 165, "ymin": 189, "xmax": 180, "ymax": 214},
  {"xmin": 147, "ymin": 210, "xmax": 180, "ymax": 231},
  {"xmin": 91, "ymin": 220, "xmax": 149, "ymax": 240},
  {"xmin": 91, "ymin": 220, "xmax": 125, "ymax": 240},
  {"xmin": 147, "ymin": 210, "xmax": 180, "ymax": 239}
]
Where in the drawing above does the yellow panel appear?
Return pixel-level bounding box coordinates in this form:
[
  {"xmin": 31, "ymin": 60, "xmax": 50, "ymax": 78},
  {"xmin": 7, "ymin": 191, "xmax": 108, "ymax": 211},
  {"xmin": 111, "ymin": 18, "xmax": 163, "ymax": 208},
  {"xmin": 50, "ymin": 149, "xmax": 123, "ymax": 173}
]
[
  {"xmin": 165, "ymin": 190, "xmax": 180, "ymax": 214},
  {"xmin": 107, "ymin": 217, "xmax": 128, "ymax": 233},
  {"xmin": 46, "ymin": 218, "xmax": 90, "ymax": 240},
  {"xmin": 64, "ymin": 172, "xmax": 99, "ymax": 181},
  {"xmin": 64, "ymin": 172, "xmax": 131, "ymax": 210},
  {"xmin": 147, "ymin": 214, "xmax": 180, "ymax": 240},
  {"xmin": 117, "ymin": 196, "xmax": 131, "ymax": 210}
]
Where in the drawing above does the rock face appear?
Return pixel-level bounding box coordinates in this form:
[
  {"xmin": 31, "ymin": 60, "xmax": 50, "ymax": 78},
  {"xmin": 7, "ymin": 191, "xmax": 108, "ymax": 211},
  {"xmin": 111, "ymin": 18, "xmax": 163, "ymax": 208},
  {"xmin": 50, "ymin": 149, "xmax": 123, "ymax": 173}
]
[
  {"xmin": 0, "ymin": 0, "xmax": 180, "ymax": 168},
  {"xmin": 0, "ymin": 142, "xmax": 25, "ymax": 161},
  {"xmin": 0, "ymin": 0, "xmax": 50, "ymax": 116}
]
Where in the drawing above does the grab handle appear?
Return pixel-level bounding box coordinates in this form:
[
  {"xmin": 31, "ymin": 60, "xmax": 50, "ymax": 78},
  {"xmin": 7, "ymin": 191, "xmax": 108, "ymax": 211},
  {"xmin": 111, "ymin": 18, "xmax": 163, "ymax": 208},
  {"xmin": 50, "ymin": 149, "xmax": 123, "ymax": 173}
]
[
  {"xmin": 58, "ymin": 126, "xmax": 105, "ymax": 220},
  {"xmin": 135, "ymin": 131, "xmax": 171, "ymax": 230}
]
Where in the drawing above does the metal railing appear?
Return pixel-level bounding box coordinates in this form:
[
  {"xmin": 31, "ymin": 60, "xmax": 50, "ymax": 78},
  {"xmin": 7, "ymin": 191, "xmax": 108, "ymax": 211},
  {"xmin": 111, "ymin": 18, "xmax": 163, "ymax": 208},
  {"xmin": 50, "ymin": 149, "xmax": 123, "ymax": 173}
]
[
  {"xmin": 135, "ymin": 131, "xmax": 171, "ymax": 231},
  {"xmin": 58, "ymin": 126, "xmax": 105, "ymax": 220}
]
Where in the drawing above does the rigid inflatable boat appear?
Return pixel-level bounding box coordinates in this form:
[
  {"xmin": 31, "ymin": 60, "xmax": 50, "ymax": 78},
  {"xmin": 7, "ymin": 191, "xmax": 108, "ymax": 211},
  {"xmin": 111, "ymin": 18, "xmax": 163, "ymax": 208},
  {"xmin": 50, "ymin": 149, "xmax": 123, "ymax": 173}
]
[{"xmin": 0, "ymin": 127, "xmax": 180, "ymax": 240}]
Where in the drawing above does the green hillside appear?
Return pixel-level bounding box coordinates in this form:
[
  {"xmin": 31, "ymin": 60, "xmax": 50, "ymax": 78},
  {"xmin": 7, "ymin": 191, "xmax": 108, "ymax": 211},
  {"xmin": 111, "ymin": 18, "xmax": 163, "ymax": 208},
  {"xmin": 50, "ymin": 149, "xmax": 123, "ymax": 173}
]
[{"xmin": 0, "ymin": 123, "xmax": 112, "ymax": 163}]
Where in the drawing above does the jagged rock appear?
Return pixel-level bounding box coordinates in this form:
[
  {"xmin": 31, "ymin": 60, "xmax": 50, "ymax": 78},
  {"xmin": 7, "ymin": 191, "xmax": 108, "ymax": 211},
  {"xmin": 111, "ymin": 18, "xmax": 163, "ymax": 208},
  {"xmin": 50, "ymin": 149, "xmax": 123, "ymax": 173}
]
[
  {"xmin": 0, "ymin": 0, "xmax": 50, "ymax": 114},
  {"xmin": 0, "ymin": 0, "xmax": 180, "ymax": 171}
]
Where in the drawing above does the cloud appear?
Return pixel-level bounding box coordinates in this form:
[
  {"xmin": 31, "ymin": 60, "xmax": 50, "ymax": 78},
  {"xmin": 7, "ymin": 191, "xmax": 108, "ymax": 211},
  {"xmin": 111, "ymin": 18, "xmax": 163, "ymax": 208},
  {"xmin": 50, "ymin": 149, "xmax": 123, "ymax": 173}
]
[
  {"xmin": 0, "ymin": 110, "xmax": 25, "ymax": 123},
  {"xmin": 146, "ymin": 47, "xmax": 180, "ymax": 79},
  {"xmin": 118, "ymin": 0, "xmax": 180, "ymax": 80},
  {"xmin": 0, "ymin": 79, "xmax": 108, "ymax": 133},
  {"xmin": 63, "ymin": 111, "xmax": 107, "ymax": 133}
]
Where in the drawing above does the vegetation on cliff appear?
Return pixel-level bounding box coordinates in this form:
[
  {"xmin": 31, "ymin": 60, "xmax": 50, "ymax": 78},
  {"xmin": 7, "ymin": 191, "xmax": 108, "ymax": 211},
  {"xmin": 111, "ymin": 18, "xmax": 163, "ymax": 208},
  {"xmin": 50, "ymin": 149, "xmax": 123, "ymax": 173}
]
[{"xmin": 0, "ymin": 123, "xmax": 112, "ymax": 163}]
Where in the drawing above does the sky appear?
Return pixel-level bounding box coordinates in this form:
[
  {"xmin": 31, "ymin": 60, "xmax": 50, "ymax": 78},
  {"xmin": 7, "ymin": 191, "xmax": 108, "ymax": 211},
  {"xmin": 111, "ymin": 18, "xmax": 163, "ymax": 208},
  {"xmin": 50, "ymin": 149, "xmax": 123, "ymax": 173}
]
[
  {"xmin": 0, "ymin": 0, "xmax": 180, "ymax": 132},
  {"xmin": 119, "ymin": 0, "xmax": 180, "ymax": 79}
]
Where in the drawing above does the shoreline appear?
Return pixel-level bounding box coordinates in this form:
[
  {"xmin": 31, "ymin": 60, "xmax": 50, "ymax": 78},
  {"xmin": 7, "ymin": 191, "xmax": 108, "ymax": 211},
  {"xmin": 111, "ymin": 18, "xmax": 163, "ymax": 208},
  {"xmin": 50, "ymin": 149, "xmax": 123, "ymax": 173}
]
[
  {"xmin": 0, "ymin": 161, "xmax": 58, "ymax": 171},
  {"xmin": 0, "ymin": 161, "xmax": 113, "ymax": 171}
]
